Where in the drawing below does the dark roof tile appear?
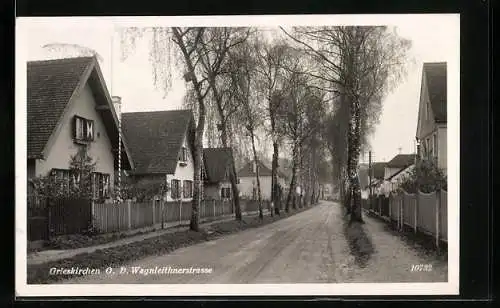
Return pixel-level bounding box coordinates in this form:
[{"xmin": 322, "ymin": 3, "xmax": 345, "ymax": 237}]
[
  {"xmin": 423, "ymin": 62, "xmax": 447, "ymax": 123},
  {"xmin": 27, "ymin": 57, "xmax": 94, "ymax": 158},
  {"xmin": 203, "ymin": 147, "xmax": 234, "ymax": 183},
  {"xmin": 386, "ymin": 154, "xmax": 416, "ymax": 169},
  {"xmin": 238, "ymin": 160, "xmax": 273, "ymax": 177},
  {"xmin": 122, "ymin": 110, "xmax": 194, "ymax": 174}
]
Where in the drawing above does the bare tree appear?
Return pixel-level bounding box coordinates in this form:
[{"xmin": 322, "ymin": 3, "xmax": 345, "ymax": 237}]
[
  {"xmin": 251, "ymin": 37, "xmax": 292, "ymax": 215},
  {"xmin": 120, "ymin": 27, "xmax": 211, "ymax": 231},
  {"xmin": 196, "ymin": 28, "xmax": 252, "ymax": 221},
  {"xmin": 229, "ymin": 40, "xmax": 266, "ymax": 219},
  {"xmin": 281, "ymin": 26, "xmax": 411, "ymax": 222}
]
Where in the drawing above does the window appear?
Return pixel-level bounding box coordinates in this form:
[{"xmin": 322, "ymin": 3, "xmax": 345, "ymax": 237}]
[
  {"xmin": 183, "ymin": 180, "xmax": 193, "ymax": 198},
  {"xmin": 73, "ymin": 115, "xmax": 94, "ymax": 142},
  {"xmin": 91, "ymin": 172, "xmax": 110, "ymax": 200},
  {"xmin": 179, "ymin": 147, "xmax": 187, "ymax": 162},
  {"xmin": 433, "ymin": 134, "xmax": 438, "ymax": 159},
  {"xmin": 51, "ymin": 168, "xmax": 70, "ymax": 193},
  {"xmin": 221, "ymin": 187, "xmax": 231, "ymax": 199},
  {"xmin": 171, "ymin": 179, "xmax": 181, "ymax": 199}
]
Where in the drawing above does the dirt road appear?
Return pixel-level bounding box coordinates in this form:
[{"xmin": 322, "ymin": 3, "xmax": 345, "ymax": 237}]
[{"xmin": 66, "ymin": 201, "xmax": 447, "ymax": 284}]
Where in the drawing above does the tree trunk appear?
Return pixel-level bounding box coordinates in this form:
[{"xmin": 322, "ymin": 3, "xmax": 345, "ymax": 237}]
[
  {"xmin": 271, "ymin": 141, "xmax": 279, "ymax": 216},
  {"xmin": 348, "ymin": 96, "xmax": 363, "ymax": 222},
  {"xmin": 250, "ymin": 131, "xmax": 263, "ymax": 219},
  {"xmin": 209, "ymin": 77, "xmax": 243, "ymax": 221},
  {"xmin": 285, "ymin": 142, "xmax": 298, "ymax": 212},
  {"xmin": 172, "ymin": 28, "xmax": 205, "ymax": 232}
]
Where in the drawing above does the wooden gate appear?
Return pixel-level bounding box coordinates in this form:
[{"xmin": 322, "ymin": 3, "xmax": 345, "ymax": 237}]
[
  {"xmin": 27, "ymin": 194, "xmax": 49, "ymax": 241},
  {"xmin": 49, "ymin": 197, "xmax": 92, "ymax": 236}
]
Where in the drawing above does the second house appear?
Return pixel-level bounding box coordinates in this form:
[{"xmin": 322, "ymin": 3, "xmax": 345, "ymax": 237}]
[{"xmin": 122, "ymin": 109, "xmax": 196, "ymax": 202}]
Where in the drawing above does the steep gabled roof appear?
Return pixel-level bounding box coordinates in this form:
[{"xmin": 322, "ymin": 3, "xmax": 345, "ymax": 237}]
[
  {"xmin": 423, "ymin": 62, "xmax": 447, "ymax": 123},
  {"xmin": 28, "ymin": 57, "xmax": 92, "ymax": 158},
  {"xmin": 203, "ymin": 147, "xmax": 234, "ymax": 184},
  {"xmin": 371, "ymin": 162, "xmax": 387, "ymax": 180},
  {"xmin": 27, "ymin": 56, "xmax": 133, "ymax": 169},
  {"xmin": 122, "ymin": 109, "xmax": 194, "ymax": 175},
  {"xmin": 238, "ymin": 160, "xmax": 273, "ymax": 177},
  {"xmin": 386, "ymin": 154, "xmax": 416, "ymax": 169}
]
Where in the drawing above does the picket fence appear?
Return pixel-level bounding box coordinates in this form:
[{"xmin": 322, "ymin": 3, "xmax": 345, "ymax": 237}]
[
  {"xmin": 362, "ymin": 189, "xmax": 448, "ymax": 248},
  {"xmin": 92, "ymin": 198, "xmax": 270, "ymax": 234}
]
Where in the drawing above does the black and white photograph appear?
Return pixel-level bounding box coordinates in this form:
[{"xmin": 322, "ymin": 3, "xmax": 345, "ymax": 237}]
[{"xmin": 16, "ymin": 14, "xmax": 459, "ymax": 296}]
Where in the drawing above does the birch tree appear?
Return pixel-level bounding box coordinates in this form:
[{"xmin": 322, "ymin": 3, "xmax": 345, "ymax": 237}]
[
  {"xmin": 281, "ymin": 26, "xmax": 411, "ymax": 222},
  {"xmin": 120, "ymin": 27, "xmax": 211, "ymax": 231}
]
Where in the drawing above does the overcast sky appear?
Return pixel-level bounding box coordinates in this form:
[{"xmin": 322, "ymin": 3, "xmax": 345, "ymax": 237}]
[{"xmin": 18, "ymin": 15, "xmax": 459, "ymax": 163}]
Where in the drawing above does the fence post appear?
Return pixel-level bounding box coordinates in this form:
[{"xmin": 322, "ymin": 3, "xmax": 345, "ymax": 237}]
[
  {"xmin": 127, "ymin": 200, "xmax": 131, "ymax": 230},
  {"xmin": 161, "ymin": 200, "xmax": 164, "ymax": 229},
  {"xmin": 399, "ymin": 194, "xmax": 403, "ymax": 232},
  {"xmin": 414, "ymin": 192, "xmax": 419, "ymax": 234},
  {"xmin": 213, "ymin": 199, "xmax": 216, "ymax": 217},
  {"xmin": 435, "ymin": 190, "xmax": 441, "ymax": 251},
  {"xmin": 388, "ymin": 194, "xmax": 391, "ymax": 221},
  {"xmin": 152, "ymin": 199, "xmax": 156, "ymax": 226},
  {"xmin": 179, "ymin": 199, "xmax": 182, "ymax": 225}
]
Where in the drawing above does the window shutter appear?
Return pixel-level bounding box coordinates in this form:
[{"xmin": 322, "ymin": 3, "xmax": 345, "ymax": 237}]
[
  {"xmin": 72, "ymin": 116, "xmax": 77, "ymax": 139},
  {"xmin": 171, "ymin": 180, "xmax": 175, "ymax": 198},
  {"xmin": 87, "ymin": 120, "xmax": 94, "ymax": 141}
]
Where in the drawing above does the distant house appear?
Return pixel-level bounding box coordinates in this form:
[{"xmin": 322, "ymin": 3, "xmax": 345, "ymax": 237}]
[
  {"xmin": 358, "ymin": 164, "xmax": 370, "ymax": 199},
  {"xmin": 416, "ymin": 62, "xmax": 447, "ymax": 174},
  {"xmin": 121, "ymin": 109, "xmax": 196, "ymax": 202},
  {"xmin": 369, "ymin": 162, "xmax": 387, "ymax": 195},
  {"xmin": 384, "ymin": 154, "xmax": 417, "ymax": 179},
  {"xmin": 379, "ymin": 154, "xmax": 416, "ymax": 195},
  {"xmin": 203, "ymin": 147, "xmax": 235, "ymax": 200},
  {"xmin": 237, "ymin": 160, "xmax": 286, "ymax": 200},
  {"xmin": 27, "ymin": 56, "xmax": 134, "ymax": 200},
  {"xmin": 384, "ymin": 164, "xmax": 415, "ymax": 193}
]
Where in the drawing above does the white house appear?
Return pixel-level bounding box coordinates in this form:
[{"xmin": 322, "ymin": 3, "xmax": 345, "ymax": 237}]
[
  {"xmin": 237, "ymin": 160, "xmax": 286, "ymax": 200},
  {"xmin": 416, "ymin": 62, "xmax": 447, "ymax": 174},
  {"xmin": 27, "ymin": 56, "xmax": 134, "ymax": 200},
  {"xmin": 121, "ymin": 109, "xmax": 196, "ymax": 202}
]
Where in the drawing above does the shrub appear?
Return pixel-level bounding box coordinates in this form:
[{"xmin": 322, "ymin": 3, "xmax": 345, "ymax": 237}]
[{"xmin": 398, "ymin": 159, "xmax": 447, "ymax": 193}]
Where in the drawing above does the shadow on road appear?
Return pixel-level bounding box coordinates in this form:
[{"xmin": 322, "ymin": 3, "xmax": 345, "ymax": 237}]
[{"xmin": 342, "ymin": 210, "xmax": 375, "ymax": 268}]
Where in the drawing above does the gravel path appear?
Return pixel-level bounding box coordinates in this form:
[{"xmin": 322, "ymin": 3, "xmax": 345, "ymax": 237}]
[
  {"xmin": 62, "ymin": 201, "xmax": 447, "ymax": 284},
  {"xmin": 347, "ymin": 212, "xmax": 448, "ymax": 283}
]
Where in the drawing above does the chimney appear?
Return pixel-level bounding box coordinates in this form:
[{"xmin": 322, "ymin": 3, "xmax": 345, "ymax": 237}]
[{"xmin": 112, "ymin": 96, "xmax": 122, "ymax": 119}]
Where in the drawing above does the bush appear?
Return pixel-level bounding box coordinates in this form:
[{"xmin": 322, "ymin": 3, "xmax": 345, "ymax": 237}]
[{"xmin": 398, "ymin": 159, "xmax": 447, "ymax": 193}]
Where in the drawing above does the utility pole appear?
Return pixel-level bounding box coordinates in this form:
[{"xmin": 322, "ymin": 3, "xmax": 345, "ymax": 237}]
[{"xmin": 368, "ymin": 150, "xmax": 372, "ymax": 212}]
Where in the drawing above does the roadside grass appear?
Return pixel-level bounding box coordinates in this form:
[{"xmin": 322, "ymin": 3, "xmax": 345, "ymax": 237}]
[
  {"xmin": 27, "ymin": 204, "xmax": 316, "ymax": 284},
  {"xmin": 342, "ymin": 208, "xmax": 375, "ymax": 268}
]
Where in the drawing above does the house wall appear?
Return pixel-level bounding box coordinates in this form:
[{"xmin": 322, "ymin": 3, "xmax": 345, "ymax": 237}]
[
  {"xmin": 238, "ymin": 176, "xmax": 273, "ymax": 200},
  {"xmin": 204, "ymin": 183, "xmax": 220, "ymax": 200},
  {"xmin": 388, "ymin": 165, "xmax": 415, "ymax": 192},
  {"xmin": 166, "ymin": 134, "xmax": 195, "ymax": 202},
  {"xmin": 35, "ymin": 83, "xmax": 115, "ymax": 189},
  {"xmin": 204, "ymin": 181, "xmax": 232, "ymax": 200},
  {"xmin": 437, "ymin": 125, "xmax": 447, "ymax": 174}
]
